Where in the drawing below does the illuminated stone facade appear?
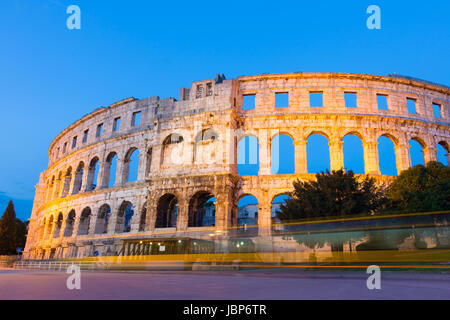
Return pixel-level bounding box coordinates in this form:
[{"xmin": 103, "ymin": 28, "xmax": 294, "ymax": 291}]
[{"xmin": 24, "ymin": 73, "xmax": 450, "ymax": 259}]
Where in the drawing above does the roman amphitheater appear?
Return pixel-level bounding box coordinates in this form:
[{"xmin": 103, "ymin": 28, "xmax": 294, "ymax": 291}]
[{"xmin": 23, "ymin": 72, "xmax": 450, "ymax": 260}]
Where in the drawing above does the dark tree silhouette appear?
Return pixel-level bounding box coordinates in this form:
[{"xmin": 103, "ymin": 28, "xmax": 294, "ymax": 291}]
[
  {"xmin": 387, "ymin": 161, "xmax": 450, "ymax": 213},
  {"xmin": 0, "ymin": 200, "xmax": 27, "ymax": 255},
  {"xmin": 277, "ymin": 169, "xmax": 386, "ymax": 221}
]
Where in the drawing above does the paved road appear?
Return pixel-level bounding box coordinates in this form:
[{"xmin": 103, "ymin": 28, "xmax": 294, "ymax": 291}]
[{"xmin": 0, "ymin": 268, "xmax": 449, "ymax": 299}]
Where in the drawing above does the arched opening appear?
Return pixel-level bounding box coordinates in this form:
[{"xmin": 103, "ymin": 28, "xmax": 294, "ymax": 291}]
[
  {"xmin": 343, "ymin": 134, "xmax": 365, "ymax": 174},
  {"xmin": 271, "ymin": 134, "xmax": 295, "ymax": 174},
  {"xmin": 437, "ymin": 142, "xmax": 449, "ymax": 166},
  {"xmin": 238, "ymin": 136, "xmax": 259, "ymax": 176},
  {"xmin": 156, "ymin": 194, "xmax": 178, "ymax": 228},
  {"xmin": 307, "ymin": 133, "xmax": 330, "ymax": 173},
  {"xmin": 271, "ymin": 194, "xmax": 293, "ymax": 226},
  {"xmin": 188, "ymin": 191, "xmax": 216, "ymax": 227},
  {"xmin": 53, "ymin": 213, "xmax": 63, "ymax": 238},
  {"xmin": 115, "ymin": 201, "xmax": 134, "ymax": 233},
  {"xmin": 409, "ymin": 138, "xmax": 425, "ymax": 167},
  {"xmin": 61, "ymin": 167, "xmax": 72, "ymax": 197},
  {"xmin": 378, "ymin": 135, "xmax": 397, "ymax": 176},
  {"xmin": 95, "ymin": 204, "xmax": 111, "ymax": 234},
  {"xmin": 64, "ymin": 210, "xmax": 76, "ymax": 237},
  {"xmin": 194, "ymin": 129, "xmax": 219, "ymax": 164},
  {"xmin": 86, "ymin": 157, "xmax": 100, "ymax": 191},
  {"xmin": 103, "ymin": 152, "xmax": 118, "ymax": 188},
  {"xmin": 237, "ymin": 195, "xmax": 258, "ymax": 229},
  {"xmin": 72, "ymin": 162, "xmax": 84, "ymax": 194},
  {"xmin": 46, "ymin": 216, "xmax": 54, "ymax": 240},
  {"xmin": 161, "ymin": 134, "xmax": 184, "ymax": 166},
  {"xmin": 139, "ymin": 207, "xmax": 147, "ymax": 232},
  {"xmin": 77, "ymin": 207, "xmax": 92, "ymax": 235},
  {"xmin": 123, "ymin": 148, "xmax": 140, "ymax": 183}
]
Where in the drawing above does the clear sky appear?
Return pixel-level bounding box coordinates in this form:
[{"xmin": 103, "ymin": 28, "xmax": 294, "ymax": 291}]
[{"xmin": 0, "ymin": 0, "xmax": 449, "ymax": 220}]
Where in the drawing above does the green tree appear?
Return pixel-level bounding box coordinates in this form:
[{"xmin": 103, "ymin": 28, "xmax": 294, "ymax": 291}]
[
  {"xmin": 277, "ymin": 169, "xmax": 386, "ymax": 221},
  {"xmin": 0, "ymin": 201, "xmax": 27, "ymax": 255},
  {"xmin": 387, "ymin": 161, "xmax": 450, "ymax": 213}
]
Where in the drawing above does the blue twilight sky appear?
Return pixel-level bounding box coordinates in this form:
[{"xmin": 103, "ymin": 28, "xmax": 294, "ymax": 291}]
[{"xmin": 0, "ymin": 0, "xmax": 449, "ymax": 220}]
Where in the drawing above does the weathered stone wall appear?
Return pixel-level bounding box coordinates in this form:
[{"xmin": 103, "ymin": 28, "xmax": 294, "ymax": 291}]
[{"xmin": 24, "ymin": 73, "xmax": 450, "ymax": 260}]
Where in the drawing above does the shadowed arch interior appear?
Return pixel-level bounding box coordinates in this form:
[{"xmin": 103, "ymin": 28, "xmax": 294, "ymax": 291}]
[
  {"xmin": 188, "ymin": 191, "xmax": 216, "ymax": 227},
  {"xmin": 64, "ymin": 210, "xmax": 76, "ymax": 237},
  {"xmin": 156, "ymin": 194, "xmax": 178, "ymax": 228},
  {"xmin": 95, "ymin": 204, "xmax": 111, "ymax": 234}
]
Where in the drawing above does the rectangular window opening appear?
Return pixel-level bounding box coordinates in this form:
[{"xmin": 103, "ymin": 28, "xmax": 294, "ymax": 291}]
[
  {"xmin": 377, "ymin": 94, "xmax": 389, "ymax": 110},
  {"xmin": 96, "ymin": 123, "xmax": 103, "ymax": 138},
  {"xmin": 132, "ymin": 111, "xmax": 141, "ymax": 127},
  {"xmin": 275, "ymin": 92, "xmax": 289, "ymax": 108},
  {"xmin": 243, "ymin": 94, "xmax": 256, "ymax": 110},
  {"xmin": 196, "ymin": 84, "xmax": 204, "ymax": 99},
  {"xmin": 63, "ymin": 142, "xmax": 67, "ymax": 154},
  {"xmin": 206, "ymin": 83, "xmax": 213, "ymax": 97},
  {"xmin": 82, "ymin": 129, "xmax": 89, "ymax": 143},
  {"xmin": 72, "ymin": 136, "xmax": 77, "ymax": 149},
  {"xmin": 113, "ymin": 117, "xmax": 121, "ymax": 132},
  {"xmin": 309, "ymin": 92, "xmax": 323, "ymax": 107},
  {"xmin": 407, "ymin": 98, "xmax": 417, "ymax": 114},
  {"xmin": 344, "ymin": 92, "xmax": 357, "ymax": 108},
  {"xmin": 433, "ymin": 103, "xmax": 441, "ymax": 118}
]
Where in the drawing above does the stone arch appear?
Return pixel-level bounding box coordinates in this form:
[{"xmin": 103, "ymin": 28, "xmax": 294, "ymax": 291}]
[
  {"xmin": 115, "ymin": 201, "xmax": 134, "ymax": 233},
  {"xmin": 377, "ymin": 134, "xmax": 398, "ymax": 176},
  {"xmin": 102, "ymin": 152, "xmax": 118, "ymax": 188},
  {"xmin": 77, "ymin": 207, "xmax": 92, "ymax": 235},
  {"xmin": 237, "ymin": 194, "xmax": 259, "ymax": 228},
  {"xmin": 342, "ymin": 133, "xmax": 365, "ymax": 174},
  {"xmin": 194, "ymin": 129, "xmax": 219, "ymax": 164},
  {"xmin": 409, "ymin": 137, "xmax": 425, "ymax": 167},
  {"xmin": 53, "ymin": 212, "xmax": 63, "ymax": 238},
  {"xmin": 86, "ymin": 156, "xmax": 100, "ymax": 191},
  {"xmin": 64, "ymin": 210, "xmax": 76, "ymax": 237},
  {"xmin": 238, "ymin": 135, "xmax": 259, "ymax": 176},
  {"xmin": 95, "ymin": 204, "xmax": 111, "ymax": 234},
  {"xmin": 122, "ymin": 148, "xmax": 140, "ymax": 183},
  {"xmin": 161, "ymin": 134, "xmax": 184, "ymax": 166},
  {"xmin": 304, "ymin": 130, "xmax": 331, "ymax": 141},
  {"xmin": 72, "ymin": 162, "xmax": 85, "ymax": 194},
  {"xmin": 188, "ymin": 191, "xmax": 216, "ymax": 227},
  {"xmin": 61, "ymin": 167, "xmax": 72, "ymax": 197},
  {"xmin": 155, "ymin": 194, "xmax": 178, "ymax": 228},
  {"xmin": 378, "ymin": 132, "xmax": 400, "ymax": 146},
  {"xmin": 307, "ymin": 133, "xmax": 330, "ymax": 173},
  {"xmin": 340, "ymin": 130, "xmax": 365, "ymax": 143}
]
